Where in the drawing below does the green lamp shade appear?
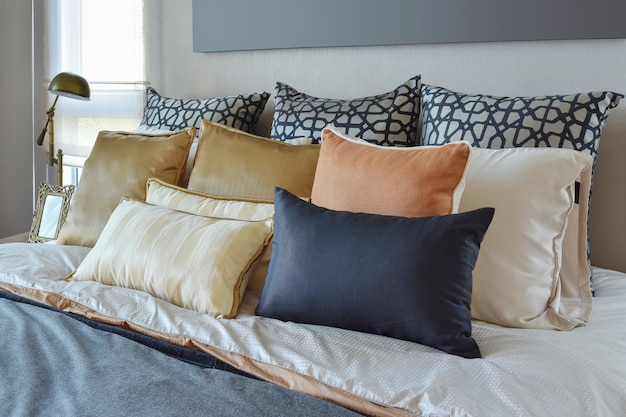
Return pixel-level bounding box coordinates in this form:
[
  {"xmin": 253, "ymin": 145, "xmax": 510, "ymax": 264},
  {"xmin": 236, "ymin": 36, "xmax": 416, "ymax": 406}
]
[{"xmin": 48, "ymin": 72, "xmax": 91, "ymax": 101}]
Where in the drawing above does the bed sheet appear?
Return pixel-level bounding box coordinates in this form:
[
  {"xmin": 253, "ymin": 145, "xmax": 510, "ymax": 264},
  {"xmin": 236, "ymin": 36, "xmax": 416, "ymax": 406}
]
[{"xmin": 1, "ymin": 242, "xmax": 625, "ymax": 417}]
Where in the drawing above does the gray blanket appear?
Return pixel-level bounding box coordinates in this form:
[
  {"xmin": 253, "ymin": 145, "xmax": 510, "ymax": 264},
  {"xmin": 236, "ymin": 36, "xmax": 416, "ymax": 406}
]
[{"xmin": 0, "ymin": 294, "xmax": 364, "ymax": 417}]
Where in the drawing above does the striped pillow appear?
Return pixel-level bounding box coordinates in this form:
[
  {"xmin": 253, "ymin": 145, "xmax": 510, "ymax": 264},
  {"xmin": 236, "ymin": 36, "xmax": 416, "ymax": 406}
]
[{"xmin": 70, "ymin": 199, "xmax": 273, "ymax": 318}]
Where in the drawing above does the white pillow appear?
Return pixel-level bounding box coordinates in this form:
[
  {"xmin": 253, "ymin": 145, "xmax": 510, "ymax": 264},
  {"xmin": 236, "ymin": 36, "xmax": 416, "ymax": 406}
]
[
  {"xmin": 462, "ymin": 147, "xmax": 593, "ymax": 329},
  {"xmin": 70, "ymin": 199, "xmax": 273, "ymax": 318}
]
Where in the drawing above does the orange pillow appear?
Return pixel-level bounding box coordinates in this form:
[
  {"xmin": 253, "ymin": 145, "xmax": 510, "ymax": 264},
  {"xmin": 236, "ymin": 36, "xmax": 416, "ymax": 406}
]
[{"xmin": 311, "ymin": 127, "xmax": 471, "ymax": 217}]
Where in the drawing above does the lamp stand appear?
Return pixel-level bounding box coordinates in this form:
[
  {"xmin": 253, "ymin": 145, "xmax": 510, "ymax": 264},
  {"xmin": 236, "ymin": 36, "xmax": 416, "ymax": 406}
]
[{"xmin": 43, "ymin": 96, "xmax": 64, "ymax": 186}]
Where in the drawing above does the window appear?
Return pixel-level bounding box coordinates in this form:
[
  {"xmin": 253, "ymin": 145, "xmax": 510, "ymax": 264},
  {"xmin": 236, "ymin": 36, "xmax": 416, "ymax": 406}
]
[{"xmin": 45, "ymin": 0, "xmax": 149, "ymax": 183}]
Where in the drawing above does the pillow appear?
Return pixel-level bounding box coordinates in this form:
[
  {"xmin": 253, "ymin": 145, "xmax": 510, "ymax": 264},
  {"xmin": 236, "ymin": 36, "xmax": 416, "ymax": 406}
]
[
  {"xmin": 462, "ymin": 147, "xmax": 593, "ymax": 329},
  {"xmin": 271, "ymin": 75, "xmax": 421, "ymax": 145},
  {"xmin": 420, "ymin": 84, "xmax": 622, "ymax": 173},
  {"xmin": 311, "ymin": 126, "xmax": 471, "ymax": 217},
  {"xmin": 70, "ymin": 199, "xmax": 273, "ymax": 318},
  {"xmin": 187, "ymin": 119, "xmax": 320, "ymax": 201},
  {"xmin": 145, "ymin": 178, "xmax": 275, "ymax": 291},
  {"xmin": 139, "ymin": 86, "xmax": 270, "ymax": 134},
  {"xmin": 419, "ymin": 84, "xmax": 623, "ymax": 288},
  {"xmin": 256, "ymin": 188, "xmax": 494, "ymax": 359},
  {"xmin": 56, "ymin": 129, "xmax": 195, "ymax": 247}
]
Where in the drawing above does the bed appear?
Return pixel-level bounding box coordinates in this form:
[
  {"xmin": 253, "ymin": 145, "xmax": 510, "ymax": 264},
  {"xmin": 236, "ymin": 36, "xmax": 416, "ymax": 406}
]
[{"xmin": 2, "ymin": 76, "xmax": 626, "ymax": 417}]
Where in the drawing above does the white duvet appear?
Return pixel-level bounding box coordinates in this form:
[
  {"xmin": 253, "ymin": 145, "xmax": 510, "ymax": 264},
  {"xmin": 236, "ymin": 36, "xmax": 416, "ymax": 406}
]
[{"xmin": 1, "ymin": 242, "xmax": 625, "ymax": 417}]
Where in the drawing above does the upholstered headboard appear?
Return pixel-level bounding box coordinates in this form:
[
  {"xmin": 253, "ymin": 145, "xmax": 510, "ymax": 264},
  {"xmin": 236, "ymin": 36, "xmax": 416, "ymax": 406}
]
[{"xmin": 586, "ymin": 108, "xmax": 626, "ymax": 272}]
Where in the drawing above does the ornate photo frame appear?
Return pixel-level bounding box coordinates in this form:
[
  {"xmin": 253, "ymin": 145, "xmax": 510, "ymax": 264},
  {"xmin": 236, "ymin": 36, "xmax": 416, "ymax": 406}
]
[{"xmin": 28, "ymin": 182, "xmax": 75, "ymax": 243}]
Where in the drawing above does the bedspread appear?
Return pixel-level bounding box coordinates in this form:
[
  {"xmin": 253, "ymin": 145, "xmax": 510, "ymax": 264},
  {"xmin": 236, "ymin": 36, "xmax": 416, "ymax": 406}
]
[
  {"xmin": 1, "ymin": 242, "xmax": 626, "ymax": 417},
  {"xmin": 0, "ymin": 292, "xmax": 364, "ymax": 417}
]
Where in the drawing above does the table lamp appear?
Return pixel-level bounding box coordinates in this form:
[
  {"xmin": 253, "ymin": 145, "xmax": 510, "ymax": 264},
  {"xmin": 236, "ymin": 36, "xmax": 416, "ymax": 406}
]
[{"xmin": 36, "ymin": 72, "xmax": 90, "ymax": 185}]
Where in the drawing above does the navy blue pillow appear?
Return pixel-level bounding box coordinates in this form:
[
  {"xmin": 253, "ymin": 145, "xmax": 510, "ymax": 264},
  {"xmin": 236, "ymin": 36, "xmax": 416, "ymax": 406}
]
[{"xmin": 256, "ymin": 188, "xmax": 494, "ymax": 359}]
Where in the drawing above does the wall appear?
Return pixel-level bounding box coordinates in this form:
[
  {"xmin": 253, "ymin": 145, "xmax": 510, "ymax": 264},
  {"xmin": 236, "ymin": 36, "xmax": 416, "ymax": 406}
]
[
  {"xmin": 158, "ymin": 1, "xmax": 626, "ymax": 272},
  {"xmin": 0, "ymin": 1, "xmax": 36, "ymax": 237}
]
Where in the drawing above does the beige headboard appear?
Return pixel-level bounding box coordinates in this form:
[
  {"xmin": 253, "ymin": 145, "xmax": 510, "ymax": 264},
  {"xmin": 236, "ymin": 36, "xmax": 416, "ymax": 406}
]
[{"xmin": 588, "ymin": 106, "xmax": 626, "ymax": 272}]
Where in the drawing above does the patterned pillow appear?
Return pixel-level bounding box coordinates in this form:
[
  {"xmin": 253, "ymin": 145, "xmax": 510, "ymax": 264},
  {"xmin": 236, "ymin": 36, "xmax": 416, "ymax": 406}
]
[
  {"xmin": 140, "ymin": 87, "xmax": 270, "ymax": 134},
  {"xmin": 420, "ymin": 84, "xmax": 623, "ymax": 289},
  {"xmin": 271, "ymin": 75, "xmax": 421, "ymax": 145},
  {"xmin": 420, "ymin": 84, "xmax": 622, "ymax": 166}
]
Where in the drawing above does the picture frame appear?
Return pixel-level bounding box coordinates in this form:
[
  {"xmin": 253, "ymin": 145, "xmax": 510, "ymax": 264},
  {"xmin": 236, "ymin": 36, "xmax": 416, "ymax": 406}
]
[{"xmin": 28, "ymin": 182, "xmax": 75, "ymax": 243}]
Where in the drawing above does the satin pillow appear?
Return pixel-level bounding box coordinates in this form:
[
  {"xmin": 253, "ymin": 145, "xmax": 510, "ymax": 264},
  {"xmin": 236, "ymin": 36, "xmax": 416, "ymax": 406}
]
[
  {"xmin": 145, "ymin": 178, "xmax": 275, "ymax": 291},
  {"xmin": 57, "ymin": 129, "xmax": 194, "ymax": 247},
  {"xmin": 187, "ymin": 120, "xmax": 320, "ymax": 201},
  {"xmin": 463, "ymin": 147, "xmax": 593, "ymax": 329},
  {"xmin": 70, "ymin": 199, "xmax": 273, "ymax": 318}
]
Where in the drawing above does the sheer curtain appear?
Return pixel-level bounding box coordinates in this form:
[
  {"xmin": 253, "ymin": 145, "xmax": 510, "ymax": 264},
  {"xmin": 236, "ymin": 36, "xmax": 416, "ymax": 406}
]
[{"xmin": 44, "ymin": 0, "xmax": 150, "ymax": 179}]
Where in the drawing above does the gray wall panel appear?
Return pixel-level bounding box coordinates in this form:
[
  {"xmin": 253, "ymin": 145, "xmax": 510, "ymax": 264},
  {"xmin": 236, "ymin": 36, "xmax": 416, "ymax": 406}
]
[{"xmin": 193, "ymin": 0, "xmax": 626, "ymax": 52}]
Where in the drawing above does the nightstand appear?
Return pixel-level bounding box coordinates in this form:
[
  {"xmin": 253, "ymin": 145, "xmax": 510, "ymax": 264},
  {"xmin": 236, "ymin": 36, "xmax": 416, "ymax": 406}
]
[{"xmin": 0, "ymin": 232, "xmax": 29, "ymax": 244}]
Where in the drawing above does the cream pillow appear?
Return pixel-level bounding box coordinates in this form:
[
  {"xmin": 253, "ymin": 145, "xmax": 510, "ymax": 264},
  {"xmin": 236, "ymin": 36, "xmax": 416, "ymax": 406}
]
[
  {"xmin": 57, "ymin": 129, "xmax": 195, "ymax": 247},
  {"xmin": 146, "ymin": 178, "xmax": 274, "ymax": 291},
  {"xmin": 462, "ymin": 147, "xmax": 593, "ymax": 329},
  {"xmin": 70, "ymin": 199, "xmax": 273, "ymax": 318},
  {"xmin": 187, "ymin": 119, "xmax": 320, "ymax": 200}
]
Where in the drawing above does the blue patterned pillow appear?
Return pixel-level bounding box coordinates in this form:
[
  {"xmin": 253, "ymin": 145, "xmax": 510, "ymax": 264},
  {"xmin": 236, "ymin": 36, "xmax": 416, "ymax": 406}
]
[
  {"xmin": 420, "ymin": 84, "xmax": 623, "ymax": 291},
  {"xmin": 256, "ymin": 187, "xmax": 494, "ymax": 359},
  {"xmin": 271, "ymin": 76, "xmax": 421, "ymax": 145},
  {"xmin": 420, "ymin": 84, "xmax": 622, "ymax": 165},
  {"xmin": 140, "ymin": 87, "xmax": 270, "ymax": 134}
]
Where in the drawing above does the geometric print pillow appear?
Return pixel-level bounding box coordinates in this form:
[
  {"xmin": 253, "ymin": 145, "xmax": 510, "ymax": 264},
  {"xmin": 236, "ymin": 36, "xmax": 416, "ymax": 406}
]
[
  {"xmin": 420, "ymin": 84, "xmax": 623, "ymax": 165},
  {"xmin": 140, "ymin": 87, "xmax": 270, "ymax": 134},
  {"xmin": 271, "ymin": 75, "xmax": 421, "ymax": 145},
  {"xmin": 420, "ymin": 84, "xmax": 623, "ymax": 290}
]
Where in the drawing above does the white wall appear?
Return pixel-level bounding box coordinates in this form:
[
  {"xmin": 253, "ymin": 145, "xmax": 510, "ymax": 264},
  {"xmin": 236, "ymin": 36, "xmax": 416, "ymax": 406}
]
[
  {"xmin": 158, "ymin": 1, "xmax": 626, "ymax": 272},
  {"xmin": 0, "ymin": 1, "xmax": 36, "ymax": 237}
]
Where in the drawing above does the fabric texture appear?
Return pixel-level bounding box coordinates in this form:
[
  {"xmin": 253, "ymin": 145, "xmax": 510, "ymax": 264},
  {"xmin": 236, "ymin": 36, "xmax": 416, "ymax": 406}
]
[
  {"xmin": 187, "ymin": 120, "xmax": 320, "ymax": 201},
  {"xmin": 0, "ymin": 295, "xmax": 364, "ymax": 417},
  {"xmin": 420, "ymin": 85, "xmax": 622, "ymax": 161},
  {"xmin": 70, "ymin": 199, "xmax": 273, "ymax": 318},
  {"xmin": 462, "ymin": 147, "xmax": 593, "ymax": 329},
  {"xmin": 56, "ymin": 129, "xmax": 194, "ymax": 247},
  {"xmin": 139, "ymin": 86, "xmax": 269, "ymax": 134},
  {"xmin": 271, "ymin": 75, "xmax": 421, "ymax": 145},
  {"xmin": 256, "ymin": 188, "xmax": 494, "ymax": 359},
  {"xmin": 311, "ymin": 126, "xmax": 470, "ymax": 217},
  {"xmin": 145, "ymin": 178, "xmax": 275, "ymax": 292}
]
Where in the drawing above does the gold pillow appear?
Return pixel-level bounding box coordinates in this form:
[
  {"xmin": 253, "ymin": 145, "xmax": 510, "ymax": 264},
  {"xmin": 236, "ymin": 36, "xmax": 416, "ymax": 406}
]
[
  {"xmin": 311, "ymin": 127, "xmax": 471, "ymax": 217},
  {"xmin": 146, "ymin": 178, "xmax": 274, "ymax": 291},
  {"xmin": 187, "ymin": 119, "xmax": 320, "ymax": 200},
  {"xmin": 57, "ymin": 129, "xmax": 194, "ymax": 247},
  {"xmin": 69, "ymin": 199, "xmax": 273, "ymax": 318}
]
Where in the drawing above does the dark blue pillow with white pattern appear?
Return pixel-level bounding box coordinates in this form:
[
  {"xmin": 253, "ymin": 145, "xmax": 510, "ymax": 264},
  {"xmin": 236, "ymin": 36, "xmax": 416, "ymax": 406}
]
[
  {"xmin": 271, "ymin": 75, "xmax": 421, "ymax": 145},
  {"xmin": 140, "ymin": 87, "xmax": 269, "ymax": 134}
]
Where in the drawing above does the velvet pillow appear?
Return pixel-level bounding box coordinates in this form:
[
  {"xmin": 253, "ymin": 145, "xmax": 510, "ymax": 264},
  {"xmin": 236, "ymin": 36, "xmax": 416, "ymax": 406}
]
[
  {"xmin": 311, "ymin": 126, "xmax": 471, "ymax": 217},
  {"xmin": 56, "ymin": 129, "xmax": 194, "ymax": 247},
  {"xmin": 256, "ymin": 188, "xmax": 494, "ymax": 359},
  {"xmin": 70, "ymin": 199, "xmax": 273, "ymax": 318},
  {"xmin": 187, "ymin": 120, "xmax": 320, "ymax": 201},
  {"xmin": 271, "ymin": 75, "xmax": 421, "ymax": 145}
]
